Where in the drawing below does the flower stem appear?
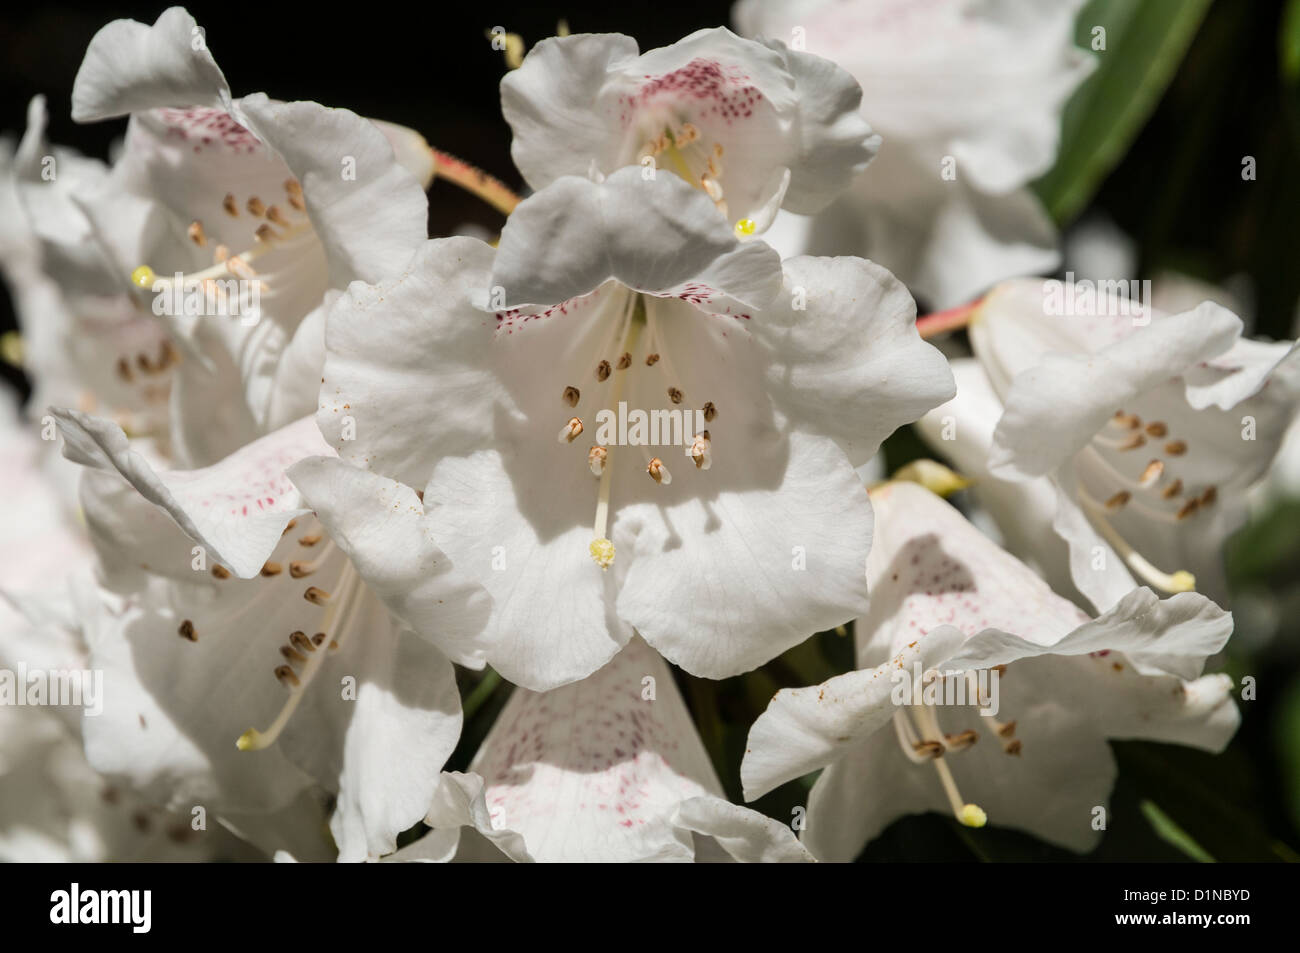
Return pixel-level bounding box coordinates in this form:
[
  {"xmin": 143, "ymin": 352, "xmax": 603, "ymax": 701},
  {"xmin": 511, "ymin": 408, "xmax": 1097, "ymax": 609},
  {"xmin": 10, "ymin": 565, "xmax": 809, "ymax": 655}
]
[
  {"xmin": 462, "ymin": 667, "xmax": 503, "ymax": 720},
  {"xmin": 429, "ymin": 148, "xmax": 521, "ymax": 217},
  {"xmin": 916, "ymin": 298, "xmax": 983, "ymax": 339}
]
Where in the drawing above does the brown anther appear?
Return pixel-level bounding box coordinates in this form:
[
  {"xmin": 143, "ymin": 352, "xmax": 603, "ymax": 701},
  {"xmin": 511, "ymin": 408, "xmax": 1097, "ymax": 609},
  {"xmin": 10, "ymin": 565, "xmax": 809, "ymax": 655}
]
[
  {"xmin": 645, "ymin": 353, "xmax": 660, "ymax": 366},
  {"xmin": 222, "ymin": 193, "xmax": 239, "ymax": 216},
  {"xmin": 246, "ymin": 196, "xmax": 266, "ymax": 217},
  {"xmin": 298, "ymin": 533, "xmax": 322, "ymax": 547},
  {"xmin": 944, "ymin": 730, "xmax": 979, "ymax": 750},
  {"xmin": 647, "ymin": 457, "xmax": 671, "ymax": 485},
  {"xmin": 288, "ymin": 193, "xmax": 306, "ymax": 212},
  {"xmin": 274, "ymin": 665, "xmax": 301, "ymax": 688},
  {"xmin": 1139, "ymin": 459, "xmax": 1165, "ymax": 486},
  {"xmin": 187, "ymin": 221, "xmax": 206, "ymax": 246},
  {"xmin": 588, "ymin": 445, "xmax": 608, "ymax": 476},
  {"xmin": 289, "ymin": 631, "xmax": 315, "ymax": 654},
  {"xmin": 596, "ymin": 360, "xmax": 611, "ymax": 382},
  {"xmin": 1104, "ymin": 491, "xmax": 1131, "ymax": 512},
  {"xmin": 116, "ymin": 357, "xmax": 133, "ymax": 382},
  {"xmin": 282, "ymin": 519, "xmax": 298, "ymax": 535},
  {"xmin": 304, "ymin": 586, "xmax": 330, "ymax": 605},
  {"xmin": 1113, "ymin": 411, "xmax": 1141, "ymax": 430},
  {"xmin": 289, "ymin": 561, "xmax": 314, "ymax": 579},
  {"xmin": 254, "ymin": 223, "xmax": 275, "ymax": 243},
  {"xmin": 211, "ymin": 565, "xmax": 230, "ymax": 580},
  {"xmin": 285, "ymin": 179, "xmax": 302, "ymax": 196},
  {"xmin": 266, "ymin": 205, "xmax": 290, "ymax": 227},
  {"xmin": 616, "ymin": 352, "xmax": 632, "ymax": 370},
  {"xmin": 563, "ymin": 385, "xmax": 580, "ymax": 407},
  {"xmin": 703, "ymin": 401, "xmax": 717, "ymax": 422},
  {"xmin": 280, "ymin": 645, "xmax": 307, "ymax": 665},
  {"xmin": 1165, "ymin": 440, "xmax": 1188, "ymax": 456},
  {"xmin": 912, "ymin": 740, "xmax": 945, "ymax": 759},
  {"xmin": 1003, "ymin": 739, "xmax": 1023, "ymax": 756},
  {"xmin": 1162, "ymin": 478, "xmax": 1184, "ymax": 499},
  {"xmin": 260, "ymin": 561, "xmax": 283, "ymax": 577},
  {"xmin": 996, "ymin": 720, "xmax": 1017, "ymax": 739},
  {"xmin": 311, "ymin": 631, "xmax": 328, "ymax": 646},
  {"xmin": 178, "ymin": 619, "xmax": 197, "ymax": 642},
  {"xmin": 1176, "ymin": 498, "xmax": 1201, "ymax": 520},
  {"xmin": 1118, "ymin": 432, "xmax": 1146, "ymax": 451},
  {"xmin": 560, "ymin": 416, "xmax": 584, "ymax": 443},
  {"xmin": 667, "ymin": 387, "xmax": 683, "ymax": 404},
  {"xmin": 1200, "ymin": 486, "xmax": 1217, "ymax": 507},
  {"xmin": 1145, "ymin": 421, "xmax": 1168, "ymax": 437}
]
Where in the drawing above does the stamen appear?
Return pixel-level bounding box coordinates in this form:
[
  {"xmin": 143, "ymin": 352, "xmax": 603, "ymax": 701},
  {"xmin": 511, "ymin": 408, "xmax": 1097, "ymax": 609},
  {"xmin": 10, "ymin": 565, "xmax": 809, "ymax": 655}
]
[
  {"xmin": 1145, "ymin": 421, "xmax": 1168, "ymax": 437},
  {"xmin": 1200, "ymin": 486, "xmax": 1217, "ymax": 506},
  {"xmin": 1165, "ymin": 440, "xmax": 1188, "ymax": 456},
  {"xmin": 588, "ymin": 300, "xmax": 643, "ymax": 569},
  {"xmin": 211, "ymin": 565, "xmax": 230, "ymax": 580},
  {"xmin": 246, "ymin": 196, "xmax": 266, "ymax": 217},
  {"xmin": 1139, "ymin": 459, "xmax": 1164, "ymax": 487},
  {"xmin": 1162, "ymin": 479, "xmax": 1183, "ymax": 499},
  {"xmin": 239, "ymin": 564, "xmax": 361, "ymax": 751},
  {"xmin": 588, "ymin": 445, "xmax": 607, "ymax": 476},
  {"xmin": 187, "ymin": 221, "xmax": 206, "ymax": 246},
  {"xmin": 703, "ymin": 402, "xmax": 717, "ymax": 423},
  {"xmin": 645, "ymin": 353, "xmax": 660, "ymax": 366},
  {"xmin": 596, "ymin": 360, "xmax": 611, "ymax": 382},
  {"xmin": 616, "ymin": 352, "xmax": 632, "ymax": 370},
  {"xmin": 289, "ymin": 631, "xmax": 316, "ymax": 654},
  {"xmin": 932, "ymin": 757, "xmax": 986, "ymax": 828},
  {"xmin": 647, "ymin": 457, "xmax": 672, "ymax": 485},
  {"xmin": 1112, "ymin": 411, "xmax": 1141, "ymax": 430},
  {"xmin": 178, "ymin": 619, "xmax": 197, "ymax": 642},
  {"xmin": 1104, "ymin": 491, "xmax": 1131, "ymax": 512},
  {"xmin": 298, "ymin": 533, "xmax": 322, "ymax": 547},
  {"xmin": 1078, "ymin": 487, "xmax": 1196, "ymax": 593},
  {"xmin": 1175, "ymin": 498, "xmax": 1200, "ymax": 520},
  {"xmin": 558, "ymin": 416, "xmax": 584, "ymax": 443},
  {"xmin": 222, "ymin": 193, "xmax": 239, "ymax": 216},
  {"xmin": 304, "ymin": 586, "xmax": 330, "ymax": 605},
  {"xmin": 667, "ymin": 387, "xmax": 684, "ymax": 404},
  {"xmin": 563, "ymin": 385, "xmax": 580, "ymax": 407},
  {"xmin": 687, "ymin": 431, "xmax": 712, "ymax": 470},
  {"xmin": 260, "ymin": 561, "xmax": 283, "ymax": 577}
]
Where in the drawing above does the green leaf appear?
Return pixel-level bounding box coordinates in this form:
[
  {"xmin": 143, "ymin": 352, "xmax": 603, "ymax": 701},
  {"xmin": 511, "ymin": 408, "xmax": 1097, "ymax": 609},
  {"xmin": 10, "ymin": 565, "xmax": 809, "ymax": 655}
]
[
  {"xmin": 1034, "ymin": 0, "xmax": 1213, "ymax": 224},
  {"xmin": 1139, "ymin": 799, "xmax": 1216, "ymax": 862}
]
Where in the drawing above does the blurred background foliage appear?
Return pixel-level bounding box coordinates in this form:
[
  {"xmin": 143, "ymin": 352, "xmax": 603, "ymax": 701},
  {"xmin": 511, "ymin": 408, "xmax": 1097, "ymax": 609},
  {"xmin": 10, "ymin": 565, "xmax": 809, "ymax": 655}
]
[{"xmin": 2, "ymin": 0, "xmax": 1298, "ymax": 861}]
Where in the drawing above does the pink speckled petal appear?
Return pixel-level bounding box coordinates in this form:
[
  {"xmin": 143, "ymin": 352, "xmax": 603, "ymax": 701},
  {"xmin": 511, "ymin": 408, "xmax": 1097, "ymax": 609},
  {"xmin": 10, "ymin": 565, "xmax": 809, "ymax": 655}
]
[
  {"xmin": 464, "ymin": 637, "xmax": 726, "ymax": 862},
  {"xmin": 54, "ymin": 411, "xmax": 329, "ymax": 578}
]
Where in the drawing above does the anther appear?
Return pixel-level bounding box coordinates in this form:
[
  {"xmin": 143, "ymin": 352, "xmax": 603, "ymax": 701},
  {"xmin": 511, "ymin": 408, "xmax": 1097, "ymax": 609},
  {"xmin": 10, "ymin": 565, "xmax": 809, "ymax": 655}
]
[
  {"xmin": 290, "ymin": 631, "xmax": 316, "ymax": 653},
  {"xmin": 1176, "ymin": 498, "xmax": 1200, "ymax": 520},
  {"xmin": 289, "ymin": 561, "xmax": 315, "ymax": 579},
  {"xmin": 1162, "ymin": 478, "xmax": 1183, "ymax": 499},
  {"xmin": 116, "ymin": 357, "xmax": 132, "ymax": 382},
  {"xmin": 1117, "ymin": 432, "xmax": 1146, "ymax": 451},
  {"xmin": 246, "ymin": 196, "xmax": 266, "ymax": 217},
  {"xmin": 944, "ymin": 730, "xmax": 978, "ymax": 751},
  {"xmin": 211, "ymin": 565, "xmax": 230, "ymax": 580},
  {"xmin": 647, "ymin": 457, "xmax": 672, "ymax": 485},
  {"xmin": 298, "ymin": 533, "xmax": 321, "ymax": 547},
  {"xmin": 1139, "ymin": 459, "xmax": 1164, "ymax": 487},
  {"xmin": 1104, "ymin": 491, "xmax": 1131, "ymax": 512},
  {"xmin": 280, "ymin": 645, "xmax": 307, "ymax": 665},
  {"xmin": 645, "ymin": 353, "xmax": 660, "ymax": 366},
  {"xmin": 687, "ymin": 431, "xmax": 712, "ymax": 470},
  {"xmin": 266, "ymin": 205, "xmax": 290, "ymax": 227},
  {"xmin": 588, "ymin": 445, "xmax": 607, "ymax": 476},
  {"xmin": 596, "ymin": 360, "xmax": 611, "ymax": 382},
  {"xmin": 178, "ymin": 619, "xmax": 197, "ymax": 642},
  {"xmin": 1145, "ymin": 421, "xmax": 1168, "ymax": 437},
  {"xmin": 260, "ymin": 561, "xmax": 283, "ymax": 577},
  {"xmin": 1113, "ymin": 411, "xmax": 1141, "ymax": 430},
  {"xmin": 222, "ymin": 193, "xmax": 239, "ymax": 216},
  {"xmin": 304, "ymin": 586, "xmax": 330, "ymax": 605},
  {"xmin": 563, "ymin": 385, "xmax": 580, "ymax": 407},
  {"xmin": 254, "ymin": 223, "xmax": 275, "ymax": 242},
  {"xmin": 617, "ymin": 352, "xmax": 632, "ymax": 370},
  {"xmin": 274, "ymin": 665, "xmax": 300, "ymax": 689},
  {"xmin": 667, "ymin": 387, "xmax": 683, "ymax": 404},
  {"xmin": 187, "ymin": 221, "xmax": 206, "ymax": 246},
  {"xmin": 703, "ymin": 401, "xmax": 717, "ymax": 422},
  {"xmin": 1200, "ymin": 486, "xmax": 1217, "ymax": 506},
  {"xmin": 558, "ymin": 417, "xmax": 584, "ymax": 443},
  {"xmin": 912, "ymin": 740, "xmax": 944, "ymax": 759},
  {"xmin": 1165, "ymin": 440, "xmax": 1187, "ymax": 456}
]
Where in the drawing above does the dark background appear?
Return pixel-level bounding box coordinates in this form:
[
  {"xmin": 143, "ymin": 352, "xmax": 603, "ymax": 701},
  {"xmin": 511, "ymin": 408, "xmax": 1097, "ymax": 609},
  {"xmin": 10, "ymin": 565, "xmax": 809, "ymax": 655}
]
[{"xmin": 3, "ymin": 0, "xmax": 1299, "ymax": 862}]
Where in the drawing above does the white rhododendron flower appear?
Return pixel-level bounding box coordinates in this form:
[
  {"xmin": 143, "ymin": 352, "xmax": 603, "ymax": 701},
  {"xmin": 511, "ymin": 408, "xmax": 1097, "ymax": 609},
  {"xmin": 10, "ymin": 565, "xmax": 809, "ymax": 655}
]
[
  {"xmin": 311, "ymin": 167, "xmax": 952, "ymax": 689},
  {"xmin": 741, "ymin": 481, "xmax": 1238, "ymax": 859},
  {"xmin": 734, "ymin": 0, "xmax": 1094, "ymax": 307},
  {"xmin": 51, "ymin": 411, "xmax": 491, "ymax": 862},
  {"xmin": 923, "ymin": 279, "xmax": 1300, "ymax": 610},
  {"xmin": 65, "ymin": 7, "xmax": 430, "ymax": 464},
  {"xmin": 502, "ymin": 26, "xmax": 879, "ymax": 237},
  {"xmin": 391, "ymin": 638, "xmax": 812, "ymax": 863}
]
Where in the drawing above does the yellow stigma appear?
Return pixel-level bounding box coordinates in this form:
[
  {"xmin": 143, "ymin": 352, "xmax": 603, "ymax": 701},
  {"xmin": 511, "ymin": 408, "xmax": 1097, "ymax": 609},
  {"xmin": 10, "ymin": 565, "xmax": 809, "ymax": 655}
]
[
  {"xmin": 0, "ymin": 331, "xmax": 23, "ymax": 367},
  {"xmin": 890, "ymin": 459, "xmax": 972, "ymax": 498},
  {"xmin": 1167, "ymin": 570, "xmax": 1196, "ymax": 593},
  {"xmin": 235, "ymin": 729, "xmax": 261, "ymax": 751},
  {"xmin": 733, "ymin": 218, "xmax": 756, "ymax": 237},
  {"xmin": 130, "ymin": 265, "xmax": 156, "ymax": 289},
  {"xmin": 958, "ymin": 803, "xmax": 987, "ymax": 828},
  {"xmin": 589, "ymin": 537, "xmax": 615, "ymax": 570}
]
